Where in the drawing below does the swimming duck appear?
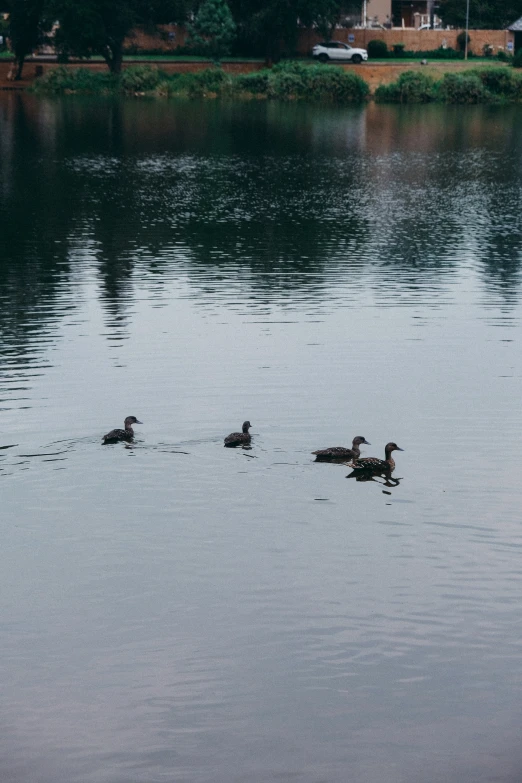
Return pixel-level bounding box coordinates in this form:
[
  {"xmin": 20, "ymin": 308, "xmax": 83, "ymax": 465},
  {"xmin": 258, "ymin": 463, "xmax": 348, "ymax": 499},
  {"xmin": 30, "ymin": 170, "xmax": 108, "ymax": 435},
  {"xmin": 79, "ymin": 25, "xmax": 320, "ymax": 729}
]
[
  {"xmin": 312, "ymin": 436, "xmax": 370, "ymax": 462},
  {"xmin": 224, "ymin": 421, "xmax": 252, "ymax": 448},
  {"xmin": 347, "ymin": 442, "xmax": 403, "ymax": 473},
  {"xmin": 102, "ymin": 416, "xmax": 142, "ymax": 444}
]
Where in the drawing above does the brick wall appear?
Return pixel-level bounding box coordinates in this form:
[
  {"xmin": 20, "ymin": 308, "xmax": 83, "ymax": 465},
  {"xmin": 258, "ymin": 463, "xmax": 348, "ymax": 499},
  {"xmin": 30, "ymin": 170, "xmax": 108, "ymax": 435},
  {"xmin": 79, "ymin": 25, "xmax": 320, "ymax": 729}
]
[
  {"xmin": 124, "ymin": 25, "xmax": 188, "ymax": 52},
  {"xmin": 124, "ymin": 24, "xmax": 514, "ymax": 57},
  {"xmin": 297, "ymin": 27, "xmax": 514, "ymax": 55}
]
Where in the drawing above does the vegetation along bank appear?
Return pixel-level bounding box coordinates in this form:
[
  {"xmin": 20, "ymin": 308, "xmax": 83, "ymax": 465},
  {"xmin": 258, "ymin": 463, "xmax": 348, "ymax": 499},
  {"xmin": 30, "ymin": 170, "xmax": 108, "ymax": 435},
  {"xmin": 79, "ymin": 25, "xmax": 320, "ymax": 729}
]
[{"xmin": 31, "ymin": 61, "xmax": 522, "ymax": 104}]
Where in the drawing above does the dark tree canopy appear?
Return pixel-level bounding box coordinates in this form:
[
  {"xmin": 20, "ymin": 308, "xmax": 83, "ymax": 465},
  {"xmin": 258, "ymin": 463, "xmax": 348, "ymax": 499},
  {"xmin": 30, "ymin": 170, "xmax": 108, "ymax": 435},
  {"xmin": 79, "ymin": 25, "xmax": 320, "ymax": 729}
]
[
  {"xmin": 438, "ymin": 0, "xmax": 522, "ymax": 29},
  {"xmin": 7, "ymin": 0, "xmax": 52, "ymax": 78},
  {"xmin": 50, "ymin": 0, "xmax": 189, "ymax": 72},
  {"xmin": 300, "ymin": 0, "xmax": 361, "ymax": 40},
  {"xmin": 228, "ymin": 0, "xmax": 361, "ymax": 61}
]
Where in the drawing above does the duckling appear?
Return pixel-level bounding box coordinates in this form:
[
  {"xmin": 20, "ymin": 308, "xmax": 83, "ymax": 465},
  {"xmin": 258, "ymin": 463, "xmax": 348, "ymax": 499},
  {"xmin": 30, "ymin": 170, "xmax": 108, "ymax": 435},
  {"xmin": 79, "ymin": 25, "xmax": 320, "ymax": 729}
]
[
  {"xmin": 102, "ymin": 416, "xmax": 142, "ymax": 444},
  {"xmin": 313, "ymin": 436, "xmax": 370, "ymax": 462},
  {"xmin": 224, "ymin": 421, "xmax": 252, "ymax": 448},
  {"xmin": 347, "ymin": 442, "xmax": 403, "ymax": 473}
]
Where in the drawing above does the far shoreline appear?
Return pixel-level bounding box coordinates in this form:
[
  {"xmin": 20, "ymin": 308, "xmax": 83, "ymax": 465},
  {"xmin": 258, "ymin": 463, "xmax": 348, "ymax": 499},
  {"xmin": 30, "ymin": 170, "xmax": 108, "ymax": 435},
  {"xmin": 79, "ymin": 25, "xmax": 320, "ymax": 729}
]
[{"xmin": 0, "ymin": 56, "xmax": 516, "ymax": 94}]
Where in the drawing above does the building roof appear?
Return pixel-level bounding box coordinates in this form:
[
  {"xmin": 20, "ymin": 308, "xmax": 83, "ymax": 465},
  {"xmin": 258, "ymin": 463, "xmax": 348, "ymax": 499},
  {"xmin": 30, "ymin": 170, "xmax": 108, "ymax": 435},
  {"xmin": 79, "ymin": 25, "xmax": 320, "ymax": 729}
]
[{"xmin": 508, "ymin": 16, "xmax": 522, "ymax": 31}]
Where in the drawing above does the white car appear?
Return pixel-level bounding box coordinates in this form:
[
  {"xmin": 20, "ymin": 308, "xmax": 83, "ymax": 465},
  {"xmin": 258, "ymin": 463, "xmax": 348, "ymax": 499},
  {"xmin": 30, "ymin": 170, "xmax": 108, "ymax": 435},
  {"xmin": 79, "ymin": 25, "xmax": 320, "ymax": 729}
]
[{"xmin": 312, "ymin": 41, "xmax": 368, "ymax": 64}]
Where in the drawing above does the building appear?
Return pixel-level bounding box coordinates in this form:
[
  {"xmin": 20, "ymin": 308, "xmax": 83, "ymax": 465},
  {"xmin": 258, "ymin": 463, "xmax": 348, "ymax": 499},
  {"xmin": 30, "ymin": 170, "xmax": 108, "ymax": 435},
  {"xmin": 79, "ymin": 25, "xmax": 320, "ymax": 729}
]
[
  {"xmin": 508, "ymin": 16, "xmax": 522, "ymax": 52},
  {"xmin": 359, "ymin": 0, "xmax": 439, "ymax": 28},
  {"xmin": 392, "ymin": 0, "xmax": 437, "ymax": 27}
]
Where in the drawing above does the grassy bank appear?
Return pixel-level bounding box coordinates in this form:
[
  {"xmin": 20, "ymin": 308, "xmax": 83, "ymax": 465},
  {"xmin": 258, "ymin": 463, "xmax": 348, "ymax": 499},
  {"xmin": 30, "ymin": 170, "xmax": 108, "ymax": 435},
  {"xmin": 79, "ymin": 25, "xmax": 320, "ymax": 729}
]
[
  {"xmin": 31, "ymin": 61, "xmax": 370, "ymax": 103},
  {"xmin": 375, "ymin": 67, "xmax": 522, "ymax": 103},
  {"xmin": 31, "ymin": 61, "xmax": 522, "ymax": 104}
]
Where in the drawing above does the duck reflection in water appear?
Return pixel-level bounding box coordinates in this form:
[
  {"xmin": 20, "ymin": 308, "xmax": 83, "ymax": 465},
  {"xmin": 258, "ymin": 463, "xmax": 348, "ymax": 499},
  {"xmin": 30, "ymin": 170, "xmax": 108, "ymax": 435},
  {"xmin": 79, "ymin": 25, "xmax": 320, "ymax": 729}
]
[
  {"xmin": 347, "ymin": 471, "xmax": 402, "ymax": 488},
  {"xmin": 346, "ymin": 442, "xmax": 403, "ymax": 486}
]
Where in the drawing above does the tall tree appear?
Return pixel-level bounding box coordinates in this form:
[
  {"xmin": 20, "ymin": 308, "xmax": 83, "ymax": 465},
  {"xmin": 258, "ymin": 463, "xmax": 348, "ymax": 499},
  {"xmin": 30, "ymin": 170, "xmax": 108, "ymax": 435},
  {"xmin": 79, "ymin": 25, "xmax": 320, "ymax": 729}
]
[
  {"xmin": 51, "ymin": 0, "xmax": 189, "ymax": 73},
  {"xmin": 229, "ymin": 0, "xmax": 301, "ymax": 62},
  {"xmin": 229, "ymin": 0, "xmax": 359, "ymax": 62},
  {"xmin": 299, "ymin": 0, "xmax": 342, "ymax": 41},
  {"xmin": 187, "ymin": 0, "xmax": 236, "ymax": 61},
  {"xmin": 438, "ymin": 0, "xmax": 522, "ymax": 29},
  {"xmin": 7, "ymin": 0, "xmax": 51, "ymax": 79}
]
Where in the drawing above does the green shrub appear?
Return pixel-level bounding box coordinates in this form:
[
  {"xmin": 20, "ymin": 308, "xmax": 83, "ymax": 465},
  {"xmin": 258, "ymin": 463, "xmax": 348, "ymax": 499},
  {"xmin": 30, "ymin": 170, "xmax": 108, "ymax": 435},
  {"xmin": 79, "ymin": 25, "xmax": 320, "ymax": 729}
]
[
  {"xmin": 456, "ymin": 31, "xmax": 471, "ymax": 53},
  {"xmin": 497, "ymin": 49, "xmax": 510, "ymax": 61},
  {"xmin": 33, "ymin": 66, "xmax": 117, "ymax": 93},
  {"xmin": 375, "ymin": 67, "xmax": 522, "ymax": 104},
  {"xmin": 161, "ymin": 72, "xmax": 193, "ymax": 95},
  {"xmin": 511, "ymin": 72, "xmax": 522, "ymax": 98},
  {"xmin": 514, "ymin": 48, "xmax": 522, "ymax": 68},
  {"xmin": 186, "ymin": 66, "xmax": 230, "ymax": 95},
  {"xmin": 423, "ymin": 47, "xmax": 462, "ymax": 60},
  {"xmin": 120, "ymin": 65, "xmax": 161, "ymax": 92},
  {"xmin": 374, "ymin": 82, "xmax": 401, "ymax": 102},
  {"xmin": 373, "ymin": 46, "xmax": 463, "ymax": 60},
  {"xmin": 367, "ymin": 39, "xmax": 388, "ymax": 58},
  {"xmin": 267, "ymin": 69, "xmax": 305, "ymax": 99},
  {"xmin": 437, "ymin": 72, "xmax": 489, "ymax": 103},
  {"xmin": 375, "ymin": 70, "xmax": 436, "ymax": 103},
  {"xmin": 304, "ymin": 65, "xmax": 369, "ymax": 102},
  {"xmin": 234, "ymin": 70, "xmax": 270, "ymax": 94},
  {"xmin": 271, "ymin": 59, "xmax": 308, "ymax": 74},
  {"xmin": 267, "ymin": 61, "xmax": 368, "ymax": 102},
  {"xmin": 475, "ymin": 67, "xmax": 516, "ymax": 97}
]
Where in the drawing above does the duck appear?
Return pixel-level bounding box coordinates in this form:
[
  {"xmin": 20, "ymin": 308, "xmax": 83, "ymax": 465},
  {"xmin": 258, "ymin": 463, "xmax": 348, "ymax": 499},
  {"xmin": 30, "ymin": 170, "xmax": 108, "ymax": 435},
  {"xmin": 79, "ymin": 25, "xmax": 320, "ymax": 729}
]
[
  {"xmin": 312, "ymin": 436, "xmax": 370, "ymax": 462},
  {"xmin": 224, "ymin": 421, "xmax": 252, "ymax": 448},
  {"xmin": 347, "ymin": 442, "xmax": 403, "ymax": 473},
  {"xmin": 102, "ymin": 416, "xmax": 142, "ymax": 444}
]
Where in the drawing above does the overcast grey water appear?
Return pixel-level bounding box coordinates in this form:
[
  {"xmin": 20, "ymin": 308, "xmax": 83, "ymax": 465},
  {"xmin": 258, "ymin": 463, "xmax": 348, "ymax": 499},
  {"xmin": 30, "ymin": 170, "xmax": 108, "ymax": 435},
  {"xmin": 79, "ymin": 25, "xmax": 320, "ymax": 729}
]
[{"xmin": 1, "ymin": 93, "xmax": 522, "ymax": 783}]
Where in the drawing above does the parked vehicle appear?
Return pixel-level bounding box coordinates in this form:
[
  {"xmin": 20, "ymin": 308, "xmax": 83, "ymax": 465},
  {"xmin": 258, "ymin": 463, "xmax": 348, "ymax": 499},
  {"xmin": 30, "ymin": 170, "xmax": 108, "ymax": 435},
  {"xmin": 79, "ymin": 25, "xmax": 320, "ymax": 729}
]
[{"xmin": 312, "ymin": 41, "xmax": 368, "ymax": 64}]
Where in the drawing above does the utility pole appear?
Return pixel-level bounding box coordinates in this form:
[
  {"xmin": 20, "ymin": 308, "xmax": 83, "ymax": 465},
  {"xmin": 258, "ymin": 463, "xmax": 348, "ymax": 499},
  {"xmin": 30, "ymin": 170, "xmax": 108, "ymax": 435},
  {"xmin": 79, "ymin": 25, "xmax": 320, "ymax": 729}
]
[
  {"xmin": 362, "ymin": 0, "xmax": 367, "ymax": 27},
  {"xmin": 464, "ymin": 0, "xmax": 470, "ymax": 59},
  {"xmin": 427, "ymin": 0, "xmax": 434, "ymax": 27}
]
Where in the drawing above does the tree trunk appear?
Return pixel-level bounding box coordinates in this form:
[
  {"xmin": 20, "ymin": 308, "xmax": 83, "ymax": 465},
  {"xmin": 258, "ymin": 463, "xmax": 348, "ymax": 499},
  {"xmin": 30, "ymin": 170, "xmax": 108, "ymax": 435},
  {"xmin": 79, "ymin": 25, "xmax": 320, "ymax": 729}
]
[
  {"xmin": 102, "ymin": 42, "xmax": 123, "ymax": 74},
  {"xmin": 264, "ymin": 36, "xmax": 280, "ymax": 66},
  {"xmin": 111, "ymin": 46, "xmax": 123, "ymax": 75},
  {"xmin": 14, "ymin": 55, "xmax": 25, "ymax": 80}
]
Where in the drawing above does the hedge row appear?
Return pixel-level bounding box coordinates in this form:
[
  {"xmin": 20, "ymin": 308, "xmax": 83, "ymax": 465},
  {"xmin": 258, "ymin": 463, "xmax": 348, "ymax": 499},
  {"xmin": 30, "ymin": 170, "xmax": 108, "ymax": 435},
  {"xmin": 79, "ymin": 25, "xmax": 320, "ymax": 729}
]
[
  {"xmin": 32, "ymin": 62, "xmax": 522, "ymax": 104},
  {"xmin": 366, "ymin": 38, "xmax": 513, "ymax": 61},
  {"xmin": 375, "ymin": 68, "xmax": 522, "ymax": 103},
  {"xmin": 33, "ymin": 61, "xmax": 369, "ymax": 103}
]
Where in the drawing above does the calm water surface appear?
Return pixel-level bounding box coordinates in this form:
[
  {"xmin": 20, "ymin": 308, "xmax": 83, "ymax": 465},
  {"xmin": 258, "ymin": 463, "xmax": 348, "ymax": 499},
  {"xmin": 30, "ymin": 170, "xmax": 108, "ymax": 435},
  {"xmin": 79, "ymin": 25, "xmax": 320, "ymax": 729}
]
[{"xmin": 1, "ymin": 94, "xmax": 522, "ymax": 783}]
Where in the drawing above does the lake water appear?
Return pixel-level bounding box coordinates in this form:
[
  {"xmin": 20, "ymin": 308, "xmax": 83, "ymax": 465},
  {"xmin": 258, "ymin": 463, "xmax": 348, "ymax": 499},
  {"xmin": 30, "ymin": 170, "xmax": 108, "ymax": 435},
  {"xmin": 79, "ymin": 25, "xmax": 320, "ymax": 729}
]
[{"xmin": 1, "ymin": 93, "xmax": 522, "ymax": 783}]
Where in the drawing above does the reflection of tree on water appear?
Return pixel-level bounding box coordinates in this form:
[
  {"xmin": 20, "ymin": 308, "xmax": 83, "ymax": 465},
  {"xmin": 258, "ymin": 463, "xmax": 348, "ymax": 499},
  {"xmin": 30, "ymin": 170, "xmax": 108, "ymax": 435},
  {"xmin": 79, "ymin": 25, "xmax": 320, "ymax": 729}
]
[
  {"xmin": 1, "ymin": 94, "xmax": 522, "ymax": 362},
  {"xmin": 0, "ymin": 94, "xmax": 76, "ymax": 365}
]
